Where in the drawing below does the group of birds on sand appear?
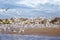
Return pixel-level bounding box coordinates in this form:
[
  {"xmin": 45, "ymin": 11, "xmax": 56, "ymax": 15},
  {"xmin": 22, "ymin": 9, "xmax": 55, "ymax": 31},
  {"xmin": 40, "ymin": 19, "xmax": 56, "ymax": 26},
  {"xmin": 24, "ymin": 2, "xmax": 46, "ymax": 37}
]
[{"xmin": 0, "ymin": 8, "xmax": 60, "ymax": 34}]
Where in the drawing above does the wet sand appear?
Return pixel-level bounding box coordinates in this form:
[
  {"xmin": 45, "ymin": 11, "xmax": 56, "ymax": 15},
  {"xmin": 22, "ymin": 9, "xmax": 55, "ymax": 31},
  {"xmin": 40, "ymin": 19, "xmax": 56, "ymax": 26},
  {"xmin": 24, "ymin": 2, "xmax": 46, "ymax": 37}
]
[
  {"xmin": 22, "ymin": 28, "xmax": 60, "ymax": 36},
  {"xmin": 0, "ymin": 27, "xmax": 60, "ymax": 36}
]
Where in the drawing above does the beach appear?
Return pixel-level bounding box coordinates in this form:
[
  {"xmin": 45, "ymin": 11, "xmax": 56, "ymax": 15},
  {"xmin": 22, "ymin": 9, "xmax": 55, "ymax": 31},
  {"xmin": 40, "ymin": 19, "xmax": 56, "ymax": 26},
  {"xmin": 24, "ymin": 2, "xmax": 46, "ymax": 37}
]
[
  {"xmin": 0, "ymin": 27, "xmax": 60, "ymax": 36},
  {"xmin": 0, "ymin": 17, "xmax": 60, "ymax": 36}
]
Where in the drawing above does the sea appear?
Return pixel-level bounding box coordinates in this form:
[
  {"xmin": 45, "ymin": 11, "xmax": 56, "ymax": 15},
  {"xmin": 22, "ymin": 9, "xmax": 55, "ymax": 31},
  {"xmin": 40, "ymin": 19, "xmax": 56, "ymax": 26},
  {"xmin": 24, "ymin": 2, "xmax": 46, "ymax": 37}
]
[{"xmin": 0, "ymin": 34, "xmax": 60, "ymax": 40}]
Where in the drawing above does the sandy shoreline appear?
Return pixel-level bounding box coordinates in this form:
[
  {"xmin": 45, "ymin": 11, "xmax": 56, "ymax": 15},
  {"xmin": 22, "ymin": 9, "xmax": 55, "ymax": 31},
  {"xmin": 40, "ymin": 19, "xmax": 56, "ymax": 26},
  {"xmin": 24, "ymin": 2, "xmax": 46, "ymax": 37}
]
[
  {"xmin": 0, "ymin": 28, "xmax": 60, "ymax": 36},
  {"xmin": 22, "ymin": 28, "xmax": 60, "ymax": 36}
]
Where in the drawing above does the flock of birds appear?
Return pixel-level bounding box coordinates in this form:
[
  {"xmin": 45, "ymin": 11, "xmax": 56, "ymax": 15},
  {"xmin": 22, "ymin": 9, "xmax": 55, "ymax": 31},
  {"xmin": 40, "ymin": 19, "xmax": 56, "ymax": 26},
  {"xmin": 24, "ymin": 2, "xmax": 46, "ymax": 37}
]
[
  {"xmin": 0, "ymin": 8, "xmax": 60, "ymax": 33},
  {"xmin": 0, "ymin": 17, "xmax": 60, "ymax": 33}
]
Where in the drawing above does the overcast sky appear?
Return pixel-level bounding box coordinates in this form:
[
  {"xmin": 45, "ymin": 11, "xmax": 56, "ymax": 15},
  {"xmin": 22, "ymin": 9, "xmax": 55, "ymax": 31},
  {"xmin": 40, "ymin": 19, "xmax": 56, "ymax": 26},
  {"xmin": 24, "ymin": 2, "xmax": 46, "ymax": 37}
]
[
  {"xmin": 0, "ymin": 0, "xmax": 60, "ymax": 8},
  {"xmin": 0, "ymin": 0, "xmax": 60, "ymax": 18}
]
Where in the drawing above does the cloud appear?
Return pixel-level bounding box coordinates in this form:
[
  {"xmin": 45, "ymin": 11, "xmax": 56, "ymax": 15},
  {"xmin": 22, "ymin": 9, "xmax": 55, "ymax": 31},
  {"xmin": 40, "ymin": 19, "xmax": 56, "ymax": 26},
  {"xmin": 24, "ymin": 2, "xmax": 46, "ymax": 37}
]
[
  {"xmin": 0, "ymin": 0, "xmax": 21, "ymax": 4},
  {"xmin": 0, "ymin": 0, "xmax": 60, "ymax": 8},
  {"xmin": 16, "ymin": 0, "xmax": 49, "ymax": 7},
  {"xmin": 0, "ymin": 0, "xmax": 60, "ymax": 18},
  {"xmin": 49, "ymin": 0, "xmax": 60, "ymax": 4},
  {"xmin": 16, "ymin": 0, "xmax": 60, "ymax": 8}
]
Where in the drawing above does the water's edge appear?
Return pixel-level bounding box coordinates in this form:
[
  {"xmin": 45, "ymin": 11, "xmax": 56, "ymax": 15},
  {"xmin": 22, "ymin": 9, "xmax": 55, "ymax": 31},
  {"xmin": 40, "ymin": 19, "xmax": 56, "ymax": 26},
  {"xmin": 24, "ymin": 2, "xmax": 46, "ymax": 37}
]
[{"xmin": 0, "ymin": 34, "xmax": 60, "ymax": 40}]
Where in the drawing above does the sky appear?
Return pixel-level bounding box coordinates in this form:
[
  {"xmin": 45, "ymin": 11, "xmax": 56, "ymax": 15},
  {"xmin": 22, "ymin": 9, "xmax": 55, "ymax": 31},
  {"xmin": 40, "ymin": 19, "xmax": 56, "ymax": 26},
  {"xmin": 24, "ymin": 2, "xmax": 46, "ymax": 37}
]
[{"xmin": 0, "ymin": 0, "xmax": 60, "ymax": 19}]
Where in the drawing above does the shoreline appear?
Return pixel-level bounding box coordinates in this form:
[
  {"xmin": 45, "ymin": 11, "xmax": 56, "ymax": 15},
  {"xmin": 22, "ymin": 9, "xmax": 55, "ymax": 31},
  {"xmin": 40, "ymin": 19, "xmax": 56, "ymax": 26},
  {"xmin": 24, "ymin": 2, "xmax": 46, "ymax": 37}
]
[{"xmin": 0, "ymin": 28, "xmax": 60, "ymax": 36}]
